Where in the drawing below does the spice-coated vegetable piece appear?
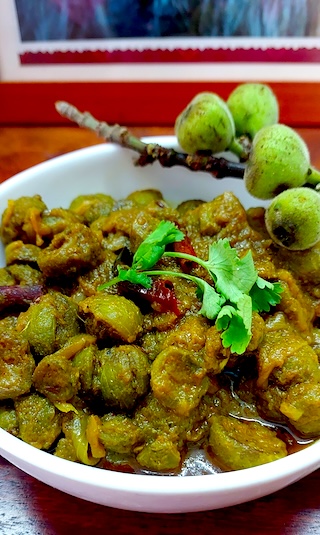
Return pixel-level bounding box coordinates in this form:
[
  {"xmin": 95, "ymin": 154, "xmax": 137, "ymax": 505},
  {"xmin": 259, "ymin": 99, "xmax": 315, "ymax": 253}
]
[
  {"xmin": 209, "ymin": 414, "xmax": 287, "ymax": 470},
  {"xmin": 32, "ymin": 352, "xmax": 80, "ymax": 404},
  {"xmin": 136, "ymin": 436, "xmax": 181, "ymax": 471},
  {"xmin": 41, "ymin": 208, "xmax": 83, "ymax": 240},
  {"xmin": 49, "ymin": 333, "xmax": 97, "ymax": 361},
  {"xmin": 78, "ymin": 294, "xmax": 143, "ymax": 343},
  {"xmin": 72, "ymin": 344, "xmax": 96, "ymax": 392},
  {"xmin": 33, "ymin": 333, "xmax": 96, "ymax": 403},
  {"xmin": 77, "ymin": 250, "xmax": 118, "ymax": 297},
  {"xmin": 86, "ymin": 414, "xmax": 106, "ymax": 458},
  {"xmin": 1, "ymin": 195, "xmax": 47, "ymax": 245},
  {"xmin": 94, "ymin": 345, "xmax": 150, "ymax": 410},
  {"xmin": 92, "ymin": 206, "xmax": 140, "ymax": 238},
  {"xmin": 151, "ymin": 346, "xmax": 209, "ymax": 416},
  {"xmin": 17, "ymin": 291, "xmax": 80, "ymax": 357},
  {"xmin": 69, "ymin": 193, "xmax": 114, "ymax": 224},
  {"xmin": 162, "ymin": 314, "xmax": 208, "ymax": 354},
  {"xmin": 134, "ymin": 392, "xmax": 208, "ymax": 447},
  {"xmin": 59, "ymin": 412, "xmax": 103, "ymax": 466},
  {"xmin": 0, "ymin": 316, "xmax": 35, "ymax": 400},
  {"xmin": 203, "ymin": 324, "xmax": 231, "ymax": 374},
  {"xmin": 0, "ymin": 267, "xmax": 15, "ymax": 286},
  {"xmin": 276, "ymin": 241, "xmax": 320, "ymax": 285},
  {"xmin": 5, "ymin": 240, "xmax": 41, "ymax": 265},
  {"xmin": 7, "ymin": 264, "xmax": 44, "ymax": 286},
  {"xmin": 126, "ymin": 189, "xmax": 164, "ymax": 207},
  {"xmin": 0, "ymin": 404, "xmax": 18, "ymax": 435},
  {"xmin": 280, "ymin": 382, "xmax": 320, "ymax": 436},
  {"xmin": 37, "ymin": 223, "xmax": 103, "ymax": 278},
  {"xmin": 255, "ymin": 312, "xmax": 320, "ymax": 435},
  {"xmin": 176, "ymin": 199, "xmax": 204, "ymax": 217},
  {"xmin": 99, "ymin": 414, "xmax": 142, "ymax": 454},
  {"xmin": 15, "ymin": 393, "xmax": 62, "ymax": 450}
]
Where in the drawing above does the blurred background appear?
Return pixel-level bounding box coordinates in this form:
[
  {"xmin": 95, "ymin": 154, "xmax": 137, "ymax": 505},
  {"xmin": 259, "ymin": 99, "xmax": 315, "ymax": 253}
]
[
  {"xmin": 1, "ymin": 0, "xmax": 320, "ymax": 126},
  {"xmin": 15, "ymin": 0, "xmax": 320, "ymax": 41}
]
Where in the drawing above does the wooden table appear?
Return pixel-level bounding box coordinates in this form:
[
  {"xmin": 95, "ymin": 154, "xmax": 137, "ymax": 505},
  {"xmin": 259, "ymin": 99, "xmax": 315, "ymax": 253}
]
[{"xmin": 0, "ymin": 125, "xmax": 320, "ymax": 535}]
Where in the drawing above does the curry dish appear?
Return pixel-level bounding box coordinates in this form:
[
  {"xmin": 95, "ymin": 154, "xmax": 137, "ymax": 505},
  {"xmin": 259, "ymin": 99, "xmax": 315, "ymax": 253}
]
[{"xmin": 0, "ymin": 188, "xmax": 319, "ymax": 474}]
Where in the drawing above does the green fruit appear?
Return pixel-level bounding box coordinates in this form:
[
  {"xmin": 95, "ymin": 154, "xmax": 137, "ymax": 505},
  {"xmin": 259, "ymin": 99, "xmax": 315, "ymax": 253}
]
[
  {"xmin": 244, "ymin": 124, "xmax": 310, "ymax": 200},
  {"xmin": 174, "ymin": 92, "xmax": 235, "ymax": 154},
  {"xmin": 227, "ymin": 83, "xmax": 279, "ymax": 139},
  {"xmin": 265, "ymin": 187, "xmax": 320, "ymax": 250}
]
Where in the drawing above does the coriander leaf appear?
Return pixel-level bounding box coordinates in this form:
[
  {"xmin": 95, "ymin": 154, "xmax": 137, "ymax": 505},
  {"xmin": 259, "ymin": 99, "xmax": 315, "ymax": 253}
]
[
  {"xmin": 132, "ymin": 221, "xmax": 184, "ymax": 271},
  {"xmin": 117, "ymin": 268, "xmax": 152, "ymax": 288},
  {"xmin": 236, "ymin": 293, "xmax": 252, "ymax": 333},
  {"xmin": 233, "ymin": 250, "xmax": 258, "ymax": 294},
  {"xmin": 250, "ymin": 277, "xmax": 283, "ymax": 312},
  {"xmin": 205, "ymin": 239, "xmax": 257, "ymax": 303},
  {"xmin": 195, "ymin": 279, "xmax": 225, "ymax": 320},
  {"xmin": 216, "ymin": 304, "xmax": 252, "ymax": 355}
]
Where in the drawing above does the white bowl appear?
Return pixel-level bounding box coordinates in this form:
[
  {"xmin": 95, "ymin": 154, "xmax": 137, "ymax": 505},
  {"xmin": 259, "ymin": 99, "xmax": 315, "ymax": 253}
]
[{"xmin": 0, "ymin": 136, "xmax": 319, "ymax": 513}]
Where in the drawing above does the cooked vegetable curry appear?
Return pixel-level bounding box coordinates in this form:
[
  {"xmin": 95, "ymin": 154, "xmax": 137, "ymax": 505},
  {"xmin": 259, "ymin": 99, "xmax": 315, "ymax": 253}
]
[{"xmin": 0, "ymin": 188, "xmax": 319, "ymax": 474}]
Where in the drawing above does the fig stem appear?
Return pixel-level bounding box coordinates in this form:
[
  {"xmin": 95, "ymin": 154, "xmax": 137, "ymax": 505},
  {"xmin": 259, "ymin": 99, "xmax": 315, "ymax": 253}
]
[
  {"xmin": 55, "ymin": 101, "xmax": 245, "ymax": 179},
  {"xmin": 306, "ymin": 166, "xmax": 320, "ymax": 187},
  {"xmin": 229, "ymin": 136, "xmax": 251, "ymax": 161}
]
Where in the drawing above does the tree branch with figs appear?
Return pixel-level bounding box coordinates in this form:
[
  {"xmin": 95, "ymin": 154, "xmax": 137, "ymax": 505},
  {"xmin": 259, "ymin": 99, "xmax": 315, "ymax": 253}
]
[{"xmin": 55, "ymin": 83, "xmax": 320, "ymax": 251}]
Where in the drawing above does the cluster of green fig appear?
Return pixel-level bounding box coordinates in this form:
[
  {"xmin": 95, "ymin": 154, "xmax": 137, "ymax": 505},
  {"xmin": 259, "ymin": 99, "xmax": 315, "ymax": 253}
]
[{"xmin": 175, "ymin": 83, "xmax": 320, "ymax": 251}]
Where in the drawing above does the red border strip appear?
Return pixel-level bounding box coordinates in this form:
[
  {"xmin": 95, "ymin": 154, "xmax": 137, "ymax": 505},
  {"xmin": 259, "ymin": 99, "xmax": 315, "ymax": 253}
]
[
  {"xmin": 20, "ymin": 47, "xmax": 320, "ymax": 65},
  {"xmin": 2, "ymin": 81, "xmax": 320, "ymax": 127}
]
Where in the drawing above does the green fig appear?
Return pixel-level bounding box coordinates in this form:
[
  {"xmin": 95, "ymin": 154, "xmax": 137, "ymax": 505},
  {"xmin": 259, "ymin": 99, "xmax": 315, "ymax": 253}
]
[
  {"xmin": 227, "ymin": 83, "xmax": 279, "ymax": 139},
  {"xmin": 244, "ymin": 124, "xmax": 312, "ymax": 200},
  {"xmin": 265, "ymin": 187, "xmax": 320, "ymax": 250},
  {"xmin": 174, "ymin": 92, "xmax": 236, "ymax": 155}
]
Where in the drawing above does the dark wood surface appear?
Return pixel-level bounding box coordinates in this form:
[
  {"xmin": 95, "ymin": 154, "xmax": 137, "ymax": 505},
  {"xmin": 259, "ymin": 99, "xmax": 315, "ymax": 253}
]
[{"xmin": 0, "ymin": 125, "xmax": 320, "ymax": 535}]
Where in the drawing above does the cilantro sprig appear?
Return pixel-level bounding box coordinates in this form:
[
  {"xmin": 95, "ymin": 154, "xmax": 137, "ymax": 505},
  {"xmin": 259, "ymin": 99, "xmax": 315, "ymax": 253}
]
[
  {"xmin": 99, "ymin": 221, "xmax": 283, "ymax": 354},
  {"xmin": 131, "ymin": 220, "xmax": 185, "ymax": 271},
  {"xmin": 99, "ymin": 220, "xmax": 184, "ymax": 290}
]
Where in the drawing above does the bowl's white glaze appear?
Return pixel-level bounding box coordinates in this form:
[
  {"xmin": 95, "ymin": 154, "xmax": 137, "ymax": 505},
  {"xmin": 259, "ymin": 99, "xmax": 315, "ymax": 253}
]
[{"xmin": 0, "ymin": 137, "xmax": 318, "ymax": 513}]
